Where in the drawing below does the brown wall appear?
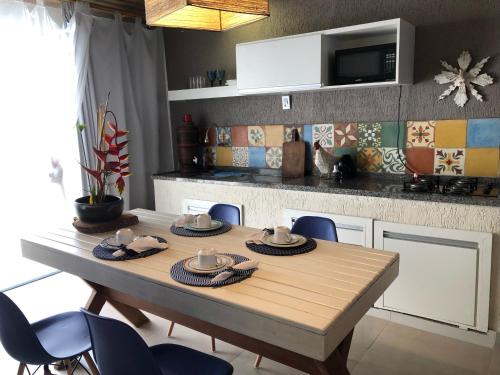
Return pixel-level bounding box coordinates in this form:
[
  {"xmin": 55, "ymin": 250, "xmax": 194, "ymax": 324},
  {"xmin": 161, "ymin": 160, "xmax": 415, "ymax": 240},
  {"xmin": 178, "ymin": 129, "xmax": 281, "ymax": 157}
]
[{"xmin": 164, "ymin": 0, "xmax": 500, "ymax": 127}]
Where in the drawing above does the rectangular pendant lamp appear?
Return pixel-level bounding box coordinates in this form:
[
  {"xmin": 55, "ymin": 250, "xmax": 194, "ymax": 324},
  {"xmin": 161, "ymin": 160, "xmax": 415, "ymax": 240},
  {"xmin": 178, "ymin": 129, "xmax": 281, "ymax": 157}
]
[{"xmin": 145, "ymin": 0, "xmax": 270, "ymax": 31}]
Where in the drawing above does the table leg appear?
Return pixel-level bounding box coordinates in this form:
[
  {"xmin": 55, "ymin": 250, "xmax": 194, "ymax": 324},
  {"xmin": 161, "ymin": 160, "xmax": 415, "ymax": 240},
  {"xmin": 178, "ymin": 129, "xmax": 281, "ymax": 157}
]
[
  {"xmin": 311, "ymin": 330, "xmax": 353, "ymax": 375},
  {"xmin": 84, "ymin": 280, "xmax": 150, "ymax": 327}
]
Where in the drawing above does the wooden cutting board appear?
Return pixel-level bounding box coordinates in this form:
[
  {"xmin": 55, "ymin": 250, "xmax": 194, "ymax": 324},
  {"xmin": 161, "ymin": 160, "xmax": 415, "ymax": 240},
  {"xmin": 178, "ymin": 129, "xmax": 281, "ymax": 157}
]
[{"xmin": 282, "ymin": 129, "xmax": 305, "ymax": 178}]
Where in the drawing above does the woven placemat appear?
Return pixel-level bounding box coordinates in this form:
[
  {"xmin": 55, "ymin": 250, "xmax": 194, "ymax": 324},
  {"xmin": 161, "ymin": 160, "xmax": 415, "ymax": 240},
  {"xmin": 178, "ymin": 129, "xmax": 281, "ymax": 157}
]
[
  {"xmin": 93, "ymin": 236, "xmax": 167, "ymax": 261},
  {"xmin": 246, "ymin": 238, "xmax": 317, "ymax": 256},
  {"xmin": 170, "ymin": 253, "xmax": 254, "ymax": 287},
  {"xmin": 170, "ymin": 223, "xmax": 232, "ymax": 237}
]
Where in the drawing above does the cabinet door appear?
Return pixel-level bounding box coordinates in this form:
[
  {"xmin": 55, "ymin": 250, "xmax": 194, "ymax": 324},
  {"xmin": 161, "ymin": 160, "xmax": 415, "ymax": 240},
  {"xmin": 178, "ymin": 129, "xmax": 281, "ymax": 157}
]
[
  {"xmin": 381, "ymin": 234, "xmax": 477, "ymax": 326},
  {"xmin": 236, "ymin": 34, "xmax": 322, "ymax": 93},
  {"xmin": 373, "ymin": 221, "xmax": 492, "ymax": 330}
]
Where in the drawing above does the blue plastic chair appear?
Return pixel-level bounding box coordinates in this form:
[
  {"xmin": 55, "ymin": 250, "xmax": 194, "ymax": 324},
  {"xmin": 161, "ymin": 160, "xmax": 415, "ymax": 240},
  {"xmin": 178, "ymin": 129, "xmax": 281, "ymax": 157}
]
[
  {"xmin": 0, "ymin": 292, "xmax": 98, "ymax": 375},
  {"xmin": 82, "ymin": 310, "xmax": 233, "ymax": 375},
  {"xmin": 291, "ymin": 216, "xmax": 338, "ymax": 242},
  {"xmin": 255, "ymin": 216, "xmax": 338, "ymax": 368},
  {"xmin": 208, "ymin": 204, "xmax": 240, "ymax": 225}
]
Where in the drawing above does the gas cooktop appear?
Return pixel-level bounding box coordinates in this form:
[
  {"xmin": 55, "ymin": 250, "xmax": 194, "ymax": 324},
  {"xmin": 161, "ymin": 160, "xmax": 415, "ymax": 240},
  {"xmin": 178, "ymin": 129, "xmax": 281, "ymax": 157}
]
[{"xmin": 402, "ymin": 175, "xmax": 498, "ymax": 197}]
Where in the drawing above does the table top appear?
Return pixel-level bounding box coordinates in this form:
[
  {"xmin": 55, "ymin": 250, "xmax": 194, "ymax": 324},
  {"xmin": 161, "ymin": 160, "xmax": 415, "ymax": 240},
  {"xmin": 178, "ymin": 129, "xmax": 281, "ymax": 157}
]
[{"xmin": 21, "ymin": 208, "xmax": 399, "ymax": 360}]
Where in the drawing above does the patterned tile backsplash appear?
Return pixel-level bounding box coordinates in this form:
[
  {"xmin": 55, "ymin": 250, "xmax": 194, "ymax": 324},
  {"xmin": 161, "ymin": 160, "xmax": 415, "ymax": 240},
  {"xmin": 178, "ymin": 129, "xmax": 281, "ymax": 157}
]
[{"xmin": 202, "ymin": 118, "xmax": 500, "ymax": 177}]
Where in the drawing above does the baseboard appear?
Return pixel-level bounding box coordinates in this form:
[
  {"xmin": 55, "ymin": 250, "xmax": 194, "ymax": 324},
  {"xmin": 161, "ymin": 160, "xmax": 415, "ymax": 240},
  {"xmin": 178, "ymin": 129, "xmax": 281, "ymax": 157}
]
[{"xmin": 367, "ymin": 307, "xmax": 497, "ymax": 348}]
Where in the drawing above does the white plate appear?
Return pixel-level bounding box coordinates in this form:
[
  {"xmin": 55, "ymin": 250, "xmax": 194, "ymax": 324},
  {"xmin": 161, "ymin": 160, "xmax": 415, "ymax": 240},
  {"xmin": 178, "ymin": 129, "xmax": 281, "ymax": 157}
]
[
  {"xmin": 183, "ymin": 254, "xmax": 235, "ymax": 274},
  {"xmin": 269, "ymin": 236, "xmax": 300, "ymax": 245},
  {"xmin": 261, "ymin": 234, "xmax": 307, "ymax": 248},
  {"xmin": 184, "ymin": 220, "xmax": 223, "ymax": 232}
]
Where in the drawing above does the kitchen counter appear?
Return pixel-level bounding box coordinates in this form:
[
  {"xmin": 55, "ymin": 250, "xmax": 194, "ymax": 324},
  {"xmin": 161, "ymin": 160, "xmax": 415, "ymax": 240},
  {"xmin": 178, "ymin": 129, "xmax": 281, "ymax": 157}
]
[{"xmin": 153, "ymin": 171, "xmax": 500, "ymax": 207}]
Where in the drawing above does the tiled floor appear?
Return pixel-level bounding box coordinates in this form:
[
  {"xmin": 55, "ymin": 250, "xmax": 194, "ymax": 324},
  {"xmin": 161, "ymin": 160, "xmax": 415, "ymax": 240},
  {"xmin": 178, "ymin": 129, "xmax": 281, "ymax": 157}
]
[{"xmin": 1, "ymin": 273, "xmax": 499, "ymax": 375}]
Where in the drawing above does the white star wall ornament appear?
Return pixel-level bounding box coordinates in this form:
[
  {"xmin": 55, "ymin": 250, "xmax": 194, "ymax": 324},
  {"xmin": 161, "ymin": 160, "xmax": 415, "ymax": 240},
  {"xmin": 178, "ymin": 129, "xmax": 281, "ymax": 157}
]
[{"xmin": 434, "ymin": 51, "xmax": 494, "ymax": 107}]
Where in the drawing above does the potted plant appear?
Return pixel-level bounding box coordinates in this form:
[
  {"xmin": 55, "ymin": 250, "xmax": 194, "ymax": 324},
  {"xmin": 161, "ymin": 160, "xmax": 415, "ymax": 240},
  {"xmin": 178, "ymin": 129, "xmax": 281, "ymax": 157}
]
[{"xmin": 75, "ymin": 94, "xmax": 130, "ymax": 222}]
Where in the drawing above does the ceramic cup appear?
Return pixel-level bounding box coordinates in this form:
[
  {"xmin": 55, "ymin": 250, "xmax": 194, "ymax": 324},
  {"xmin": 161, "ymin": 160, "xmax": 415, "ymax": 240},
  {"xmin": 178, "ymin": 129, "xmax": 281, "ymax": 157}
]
[
  {"xmin": 115, "ymin": 228, "xmax": 135, "ymax": 246},
  {"xmin": 197, "ymin": 248, "xmax": 218, "ymax": 269},
  {"xmin": 273, "ymin": 226, "xmax": 291, "ymax": 244},
  {"xmin": 196, "ymin": 213, "xmax": 212, "ymax": 228}
]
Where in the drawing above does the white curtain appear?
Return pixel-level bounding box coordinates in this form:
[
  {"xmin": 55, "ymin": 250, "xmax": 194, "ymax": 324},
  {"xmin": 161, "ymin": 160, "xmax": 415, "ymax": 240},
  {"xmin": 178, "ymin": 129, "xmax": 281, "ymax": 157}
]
[
  {"xmin": 0, "ymin": 0, "xmax": 81, "ymax": 289},
  {"xmin": 71, "ymin": 5, "xmax": 174, "ymax": 210}
]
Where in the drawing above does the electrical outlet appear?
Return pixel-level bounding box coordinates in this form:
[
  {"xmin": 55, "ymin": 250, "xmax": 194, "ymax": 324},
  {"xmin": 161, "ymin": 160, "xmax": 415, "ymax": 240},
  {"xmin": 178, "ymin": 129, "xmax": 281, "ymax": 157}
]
[{"xmin": 282, "ymin": 95, "xmax": 291, "ymax": 110}]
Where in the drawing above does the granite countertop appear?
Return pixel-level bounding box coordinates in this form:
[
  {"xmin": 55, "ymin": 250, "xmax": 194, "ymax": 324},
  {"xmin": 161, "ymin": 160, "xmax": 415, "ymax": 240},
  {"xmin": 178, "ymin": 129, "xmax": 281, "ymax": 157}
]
[{"xmin": 153, "ymin": 171, "xmax": 500, "ymax": 208}]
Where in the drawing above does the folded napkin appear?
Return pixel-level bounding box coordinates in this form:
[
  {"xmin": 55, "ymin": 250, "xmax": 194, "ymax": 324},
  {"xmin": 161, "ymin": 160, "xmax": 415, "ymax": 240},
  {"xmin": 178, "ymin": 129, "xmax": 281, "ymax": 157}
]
[
  {"xmin": 245, "ymin": 232, "xmax": 265, "ymax": 244},
  {"xmin": 210, "ymin": 260, "xmax": 259, "ymax": 284},
  {"xmin": 126, "ymin": 236, "xmax": 169, "ymax": 253},
  {"xmin": 174, "ymin": 214, "xmax": 195, "ymax": 228}
]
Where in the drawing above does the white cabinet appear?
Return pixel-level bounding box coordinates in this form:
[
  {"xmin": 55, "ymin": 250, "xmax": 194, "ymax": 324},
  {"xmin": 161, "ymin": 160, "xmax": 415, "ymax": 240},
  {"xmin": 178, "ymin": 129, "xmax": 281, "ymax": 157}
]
[
  {"xmin": 182, "ymin": 199, "xmax": 244, "ymax": 225},
  {"xmin": 234, "ymin": 18, "xmax": 415, "ymax": 96},
  {"xmin": 374, "ymin": 221, "xmax": 492, "ymax": 332},
  {"xmin": 236, "ymin": 34, "xmax": 323, "ymax": 93},
  {"xmin": 283, "ymin": 209, "xmax": 373, "ymax": 247}
]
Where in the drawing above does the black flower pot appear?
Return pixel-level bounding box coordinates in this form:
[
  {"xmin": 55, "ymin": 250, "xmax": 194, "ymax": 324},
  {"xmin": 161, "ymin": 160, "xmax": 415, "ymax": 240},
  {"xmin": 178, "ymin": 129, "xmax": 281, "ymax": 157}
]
[{"xmin": 75, "ymin": 195, "xmax": 124, "ymax": 223}]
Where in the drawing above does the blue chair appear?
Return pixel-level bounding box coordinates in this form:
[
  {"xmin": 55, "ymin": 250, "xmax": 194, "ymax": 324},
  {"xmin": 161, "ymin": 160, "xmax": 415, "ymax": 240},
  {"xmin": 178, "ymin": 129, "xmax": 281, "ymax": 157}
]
[
  {"xmin": 255, "ymin": 216, "xmax": 338, "ymax": 368},
  {"xmin": 291, "ymin": 216, "xmax": 338, "ymax": 242},
  {"xmin": 169, "ymin": 203, "xmax": 240, "ymax": 349},
  {"xmin": 208, "ymin": 204, "xmax": 240, "ymax": 225},
  {"xmin": 0, "ymin": 292, "xmax": 98, "ymax": 375},
  {"xmin": 82, "ymin": 310, "xmax": 233, "ymax": 375}
]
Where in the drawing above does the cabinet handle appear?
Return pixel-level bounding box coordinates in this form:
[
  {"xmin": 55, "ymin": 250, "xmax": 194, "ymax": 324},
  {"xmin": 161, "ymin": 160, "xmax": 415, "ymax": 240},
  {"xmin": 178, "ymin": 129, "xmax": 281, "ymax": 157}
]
[{"xmin": 383, "ymin": 231, "xmax": 477, "ymax": 250}]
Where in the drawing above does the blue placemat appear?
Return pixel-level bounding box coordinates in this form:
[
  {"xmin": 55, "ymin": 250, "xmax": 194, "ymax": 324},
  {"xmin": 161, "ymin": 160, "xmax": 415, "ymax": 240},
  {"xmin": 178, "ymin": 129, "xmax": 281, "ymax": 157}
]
[
  {"xmin": 170, "ymin": 253, "xmax": 254, "ymax": 287},
  {"xmin": 170, "ymin": 222, "xmax": 232, "ymax": 237},
  {"xmin": 246, "ymin": 238, "xmax": 317, "ymax": 256},
  {"xmin": 93, "ymin": 236, "xmax": 167, "ymax": 261}
]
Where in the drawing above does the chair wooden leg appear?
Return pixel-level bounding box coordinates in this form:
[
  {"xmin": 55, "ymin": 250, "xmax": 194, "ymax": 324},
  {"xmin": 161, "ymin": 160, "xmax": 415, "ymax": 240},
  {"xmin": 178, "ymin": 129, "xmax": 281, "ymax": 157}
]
[
  {"xmin": 17, "ymin": 363, "xmax": 26, "ymax": 375},
  {"xmin": 168, "ymin": 321, "xmax": 175, "ymax": 337},
  {"xmin": 254, "ymin": 355, "xmax": 263, "ymax": 368},
  {"xmin": 211, "ymin": 336, "xmax": 216, "ymax": 352},
  {"xmin": 63, "ymin": 359, "xmax": 73, "ymax": 375},
  {"xmin": 83, "ymin": 352, "xmax": 100, "ymax": 375}
]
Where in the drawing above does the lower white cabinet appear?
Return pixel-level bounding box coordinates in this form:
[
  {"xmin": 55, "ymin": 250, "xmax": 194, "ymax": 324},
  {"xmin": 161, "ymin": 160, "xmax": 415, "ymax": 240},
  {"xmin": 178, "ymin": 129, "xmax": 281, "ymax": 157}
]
[
  {"xmin": 283, "ymin": 209, "xmax": 373, "ymax": 247},
  {"xmin": 182, "ymin": 199, "xmax": 244, "ymax": 225},
  {"xmin": 374, "ymin": 221, "xmax": 492, "ymax": 333}
]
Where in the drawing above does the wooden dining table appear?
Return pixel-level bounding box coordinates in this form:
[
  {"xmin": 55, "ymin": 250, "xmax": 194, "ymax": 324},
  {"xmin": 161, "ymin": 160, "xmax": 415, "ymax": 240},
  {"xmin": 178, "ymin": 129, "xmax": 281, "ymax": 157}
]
[{"xmin": 21, "ymin": 208, "xmax": 399, "ymax": 375}]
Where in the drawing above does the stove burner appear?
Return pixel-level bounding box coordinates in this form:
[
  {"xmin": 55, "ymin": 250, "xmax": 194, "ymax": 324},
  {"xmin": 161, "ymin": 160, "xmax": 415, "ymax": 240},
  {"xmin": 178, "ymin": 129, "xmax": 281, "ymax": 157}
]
[
  {"xmin": 443, "ymin": 177, "xmax": 478, "ymax": 195},
  {"xmin": 403, "ymin": 175, "xmax": 439, "ymax": 193},
  {"xmin": 408, "ymin": 182, "xmax": 427, "ymax": 192}
]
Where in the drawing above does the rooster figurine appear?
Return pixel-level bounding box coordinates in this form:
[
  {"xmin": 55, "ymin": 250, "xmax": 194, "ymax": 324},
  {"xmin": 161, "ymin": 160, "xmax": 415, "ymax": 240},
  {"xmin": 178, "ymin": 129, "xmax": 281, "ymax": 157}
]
[{"xmin": 314, "ymin": 141, "xmax": 339, "ymax": 178}]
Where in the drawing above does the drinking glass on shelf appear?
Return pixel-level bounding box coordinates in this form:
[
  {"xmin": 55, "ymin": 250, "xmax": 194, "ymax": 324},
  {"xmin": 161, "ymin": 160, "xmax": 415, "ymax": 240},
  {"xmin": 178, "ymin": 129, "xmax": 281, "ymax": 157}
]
[
  {"xmin": 188, "ymin": 76, "xmax": 196, "ymax": 89},
  {"xmin": 216, "ymin": 69, "xmax": 225, "ymax": 86},
  {"xmin": 207, "ymin": 70, "xmax": 217, "ymax": 87}
]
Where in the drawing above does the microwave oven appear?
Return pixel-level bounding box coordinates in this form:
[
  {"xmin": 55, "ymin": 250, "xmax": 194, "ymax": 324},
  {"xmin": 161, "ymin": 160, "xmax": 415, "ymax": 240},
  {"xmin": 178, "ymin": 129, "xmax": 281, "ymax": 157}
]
[{"xmin": 333, "ymin": 43, "xmax": 397, "ymax": 85}]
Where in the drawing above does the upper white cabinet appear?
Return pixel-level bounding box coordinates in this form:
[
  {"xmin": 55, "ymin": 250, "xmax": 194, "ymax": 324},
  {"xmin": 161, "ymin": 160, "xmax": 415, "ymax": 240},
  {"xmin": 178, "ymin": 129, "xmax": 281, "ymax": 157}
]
[
  {"xmin": 236, "ymin": 34, "xmax": 323, "ymax": 94},
  {"xmin": 374, "ymin": 221, "xmax": 492, "ymax": 333},
  {"xmin": 169, "ymin": 18, "xmax": 415, "ymax": 101},
  {"xmin": 236, "ymin": 18, "xmax": 415, "ymax": 95}
]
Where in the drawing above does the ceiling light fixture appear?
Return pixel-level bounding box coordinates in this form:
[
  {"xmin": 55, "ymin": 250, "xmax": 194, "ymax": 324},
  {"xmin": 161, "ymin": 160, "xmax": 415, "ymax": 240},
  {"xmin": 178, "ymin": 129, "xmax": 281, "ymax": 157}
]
[{"xmin": 145, "ymin": 0, "xmax": 270, "ymax": 31}]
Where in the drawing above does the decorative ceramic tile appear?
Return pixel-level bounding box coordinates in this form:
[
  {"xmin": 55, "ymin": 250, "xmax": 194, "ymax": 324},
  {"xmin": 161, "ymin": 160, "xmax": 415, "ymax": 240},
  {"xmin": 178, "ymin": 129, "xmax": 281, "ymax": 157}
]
[
  {"xmin": 333, "ymin": 147, "xmax": 357, "ymax": 159},
  {"xmin": 405, "ymin": 148, "xmax": 435, "ymax": 175},
  {"xmin": 434, "ymin": 148, "xmax": 466, "ymax": 175},
  {"xmin": 357, "ymin": 147, "xmax": 383, "ymax": 173},
  {"xmin": 265, "ymin": 125, "xmax": 284, "ymax": 146},
  {"xmin": 215, "ymin": 147, "xmax": 233, "ymax": 167},
  {"xmin": 284, "ymin": 126, "xmax": 303, "ymax": 142},
  {"xmin": 334, "ymin": 123, "xmax": 358, "ymax": 147},
  {"xmin": 232, "ymin": 147, "xmax": 249, "ymax": 167},
  {"xmin": 358, "ymin": 123, "xmax": 382, "ymax": 148},
  {"xmin": 216, "ymin": 127, "xmax": 232, "ymax": 146},
  {"xmin": 312, "ymin": 124, "xmax": 334, "ymax": 147},
  {"xmin": 465, "ymin": 148, "xmax": 500, "ymax": 177},
  {"xmin": 406, "ymin": 121, "xmax": 436, "ymax": 148},
  {"xmin": 205, "ymin": 127, "xmax": 217, "ymax": 146},
  {"xmin": 381, "ymin": 122, "xmax": 405, "ymax": 148},
  {"xmin": 382, "ymin": 148, "xmax": 406, "ymax": 174},
  {"xmin": 231, "ymin": 126, "xmax": 248, "ymax": 147},
  {"xmin": 265, "ymin": 147, "xmax": 283, "ymax": 169},
  {"xmin": 467, "ymin": 118, "xmax": 500, "ymax": 148},
  {"xmin": 248, "ymin": 126, "xmax": 265, "ymax": 147},
  {"xmin": 203, "ymin": 147, "xmax": 216, "ymax": 168},
  {"xmin": 434, "ymin": 120, "xmax": 467, "ymax": 148},
  {"xmin": 248, "ymin": 147, "xmax": 266, "ymax": 168}
]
